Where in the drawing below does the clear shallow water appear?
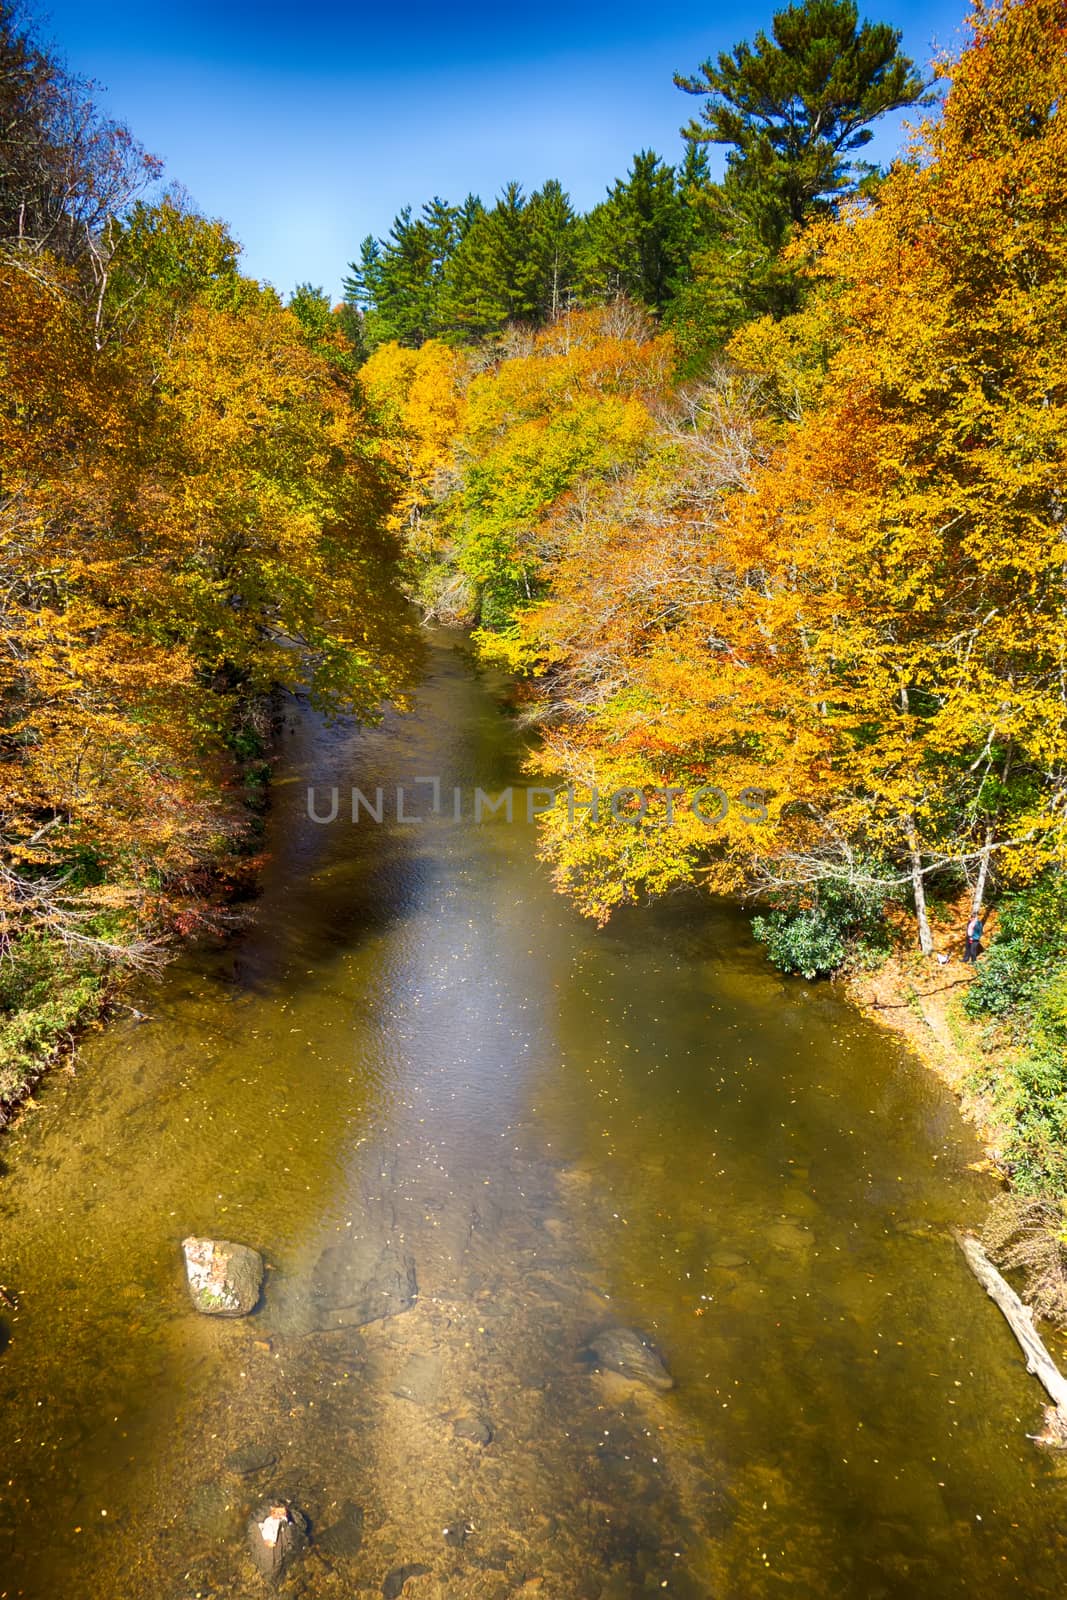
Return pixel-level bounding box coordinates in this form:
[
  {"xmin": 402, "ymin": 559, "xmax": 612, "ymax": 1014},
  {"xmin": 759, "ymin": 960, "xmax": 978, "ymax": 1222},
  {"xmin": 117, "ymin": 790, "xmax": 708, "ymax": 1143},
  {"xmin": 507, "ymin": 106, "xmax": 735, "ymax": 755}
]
[{"xmin": 1, "ymin": 630, "xmax": 1065, "ymax": 1599}]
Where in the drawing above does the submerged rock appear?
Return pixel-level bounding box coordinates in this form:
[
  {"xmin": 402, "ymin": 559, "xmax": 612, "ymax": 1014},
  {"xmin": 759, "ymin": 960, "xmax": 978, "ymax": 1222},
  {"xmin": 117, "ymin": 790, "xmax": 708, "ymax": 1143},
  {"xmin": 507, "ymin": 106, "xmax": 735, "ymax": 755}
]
[
  {"xmin": 709, "ymin": 1250, "xmax": 748, "ymax": 1270},
  {"xmin": 225, "ymin": 1441, "xmax": 277, "ymax": 1477},
  {"xmin": 246, "ymin": 1498, "xmax": 308, "ymax": 1584},
  {"xmin": 586, "ymin": 1328, "xmax": 674, "ymax": 1392},
  {"xmin": 187, "ymin": 1479, "xmax": 243, "ymax": 1540},
  {"xmin": 310, "ymin": 1237, "xmax": 417, "ymax": 1329},
  {"xmin": 182, "ymin": 1237, "xmax": 263, "ymax": 1317},
  {"xmin": 382, "ymin": 1563, "xmax": 431, "ymax": 1598},
  {"xmin": 453, "ymin": 1413, "xmax": 493, "ymax": 1446},
  {"xmin": 392, "ymin": 1351, "xmax": 443, "ymax": 1406},
  {"xmin": 316, "ymin": 1498, "xmax": 364, "ymax": 1558},
  {"xmin": 765, "ymin": 1220, "xmax": 814, "ymax": 1253}
]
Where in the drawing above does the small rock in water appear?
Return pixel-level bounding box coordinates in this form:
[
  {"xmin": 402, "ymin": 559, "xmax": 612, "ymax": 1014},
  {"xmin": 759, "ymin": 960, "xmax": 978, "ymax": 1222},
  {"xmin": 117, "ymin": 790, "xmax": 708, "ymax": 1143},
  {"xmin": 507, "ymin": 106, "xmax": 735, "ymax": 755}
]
[
  {"xmin": 586, "ymin": 1328, "xmax": 674, "ymax": 1392},
  {"xmin": 382, "ymin": 1563, "xmax": 431, "ymax": 1598},
  {"xmin": 225, "ymin": 1442, "xmax": 277, "ymax": 1477},
  {"xmin": 246, "ymin": 1498, "xmax": 308, "ymax": 1584},
  {"xmin": 442, "ymin": 1516, "xmax": 473, "ymax": 1548},
  {"xmin": 709, "ymin": 1250, "xmax": 747, "ymax": 1269},
  {"xmin": 316, "ymin": 1498, "xmax": 364, "ymax": 1558},
  {"xmin": 182, "ymin": 1237, "xmax": 263, "ymax": 1317},
  {"xmin": 766, "ymin": 1221, "xmax": 814, "ymax": 1253},
  {"xmin": 453, "ymin": 1413, "xmax": 493, "ymax": 1446}
]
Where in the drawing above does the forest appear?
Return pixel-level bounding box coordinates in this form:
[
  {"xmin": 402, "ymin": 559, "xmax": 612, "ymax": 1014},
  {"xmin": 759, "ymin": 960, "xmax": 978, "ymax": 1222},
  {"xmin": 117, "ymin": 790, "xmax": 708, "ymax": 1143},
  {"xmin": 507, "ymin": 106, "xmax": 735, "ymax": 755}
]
[{"xmin": 2, "ymin": 0, "xmax": 1066, "ymax": 1210}]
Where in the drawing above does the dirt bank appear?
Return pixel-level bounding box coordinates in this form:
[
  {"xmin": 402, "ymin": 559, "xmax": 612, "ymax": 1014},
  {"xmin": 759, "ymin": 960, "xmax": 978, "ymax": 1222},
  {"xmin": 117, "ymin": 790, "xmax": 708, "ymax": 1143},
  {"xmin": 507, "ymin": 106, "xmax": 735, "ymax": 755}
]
[{"xmin": 844, "ymin": 900, "xmax": 1008, "ymax": 1178}]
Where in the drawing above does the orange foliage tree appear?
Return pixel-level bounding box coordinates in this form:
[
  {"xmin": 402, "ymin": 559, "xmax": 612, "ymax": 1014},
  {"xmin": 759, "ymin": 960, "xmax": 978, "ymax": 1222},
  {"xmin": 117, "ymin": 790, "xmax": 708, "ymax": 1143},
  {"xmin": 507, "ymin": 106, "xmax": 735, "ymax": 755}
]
[
  {"xmin": 0, "ymin": 199, "xmax": 414, "ymax": 975},
  {"xmin": 487, "ymin": 0, "xmax": 1067, "ymax": 937}
]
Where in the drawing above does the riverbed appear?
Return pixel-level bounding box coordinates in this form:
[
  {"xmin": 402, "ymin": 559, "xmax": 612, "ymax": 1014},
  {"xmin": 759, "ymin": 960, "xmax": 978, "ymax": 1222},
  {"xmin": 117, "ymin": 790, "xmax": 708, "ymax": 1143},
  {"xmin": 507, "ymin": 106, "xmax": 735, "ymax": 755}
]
[{"xmin": 0, "ymin": 630, "xmax": 1064, "ymax": 1599}]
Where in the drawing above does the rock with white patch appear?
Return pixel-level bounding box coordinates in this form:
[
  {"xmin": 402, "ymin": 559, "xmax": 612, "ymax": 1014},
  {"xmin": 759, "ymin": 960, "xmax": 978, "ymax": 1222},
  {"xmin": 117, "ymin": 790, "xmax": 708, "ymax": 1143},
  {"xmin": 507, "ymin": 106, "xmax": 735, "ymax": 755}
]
[
  {"xmin": 246, "ymin": 1499, "xmax": 308, "ymax": 1584},
  {"xmin": 181, "ymin": 1236, "xmax": 264, "ymax": 1317}
]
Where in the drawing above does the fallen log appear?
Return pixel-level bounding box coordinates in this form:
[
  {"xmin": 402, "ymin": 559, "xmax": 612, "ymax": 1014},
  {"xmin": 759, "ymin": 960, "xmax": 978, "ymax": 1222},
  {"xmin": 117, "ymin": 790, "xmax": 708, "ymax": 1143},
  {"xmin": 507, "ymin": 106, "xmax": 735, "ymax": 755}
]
[{"xmin": 955, "ymin": 1229, "xmax": 1067, "ymax": 1446}]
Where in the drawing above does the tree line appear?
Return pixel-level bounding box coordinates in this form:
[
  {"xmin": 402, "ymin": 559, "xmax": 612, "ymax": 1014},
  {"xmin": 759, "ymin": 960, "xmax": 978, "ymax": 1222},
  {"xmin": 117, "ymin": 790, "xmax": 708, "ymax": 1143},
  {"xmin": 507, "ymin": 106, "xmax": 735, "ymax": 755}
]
[
  {"xmin": 0, "ymin": 0, "xmax": 417, "ymax": 1104},
  {"xmin": 343, "ymin": 0, "xmax": 928, "ymax": 358}
]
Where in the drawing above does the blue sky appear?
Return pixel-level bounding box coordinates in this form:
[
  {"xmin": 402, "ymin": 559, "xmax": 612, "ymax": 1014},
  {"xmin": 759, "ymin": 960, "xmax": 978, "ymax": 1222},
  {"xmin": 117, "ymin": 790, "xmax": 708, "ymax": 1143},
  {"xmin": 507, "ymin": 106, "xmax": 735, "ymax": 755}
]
[{"xmin": 38, "ymin": 1, "xmax": 972, "ymax": 299}]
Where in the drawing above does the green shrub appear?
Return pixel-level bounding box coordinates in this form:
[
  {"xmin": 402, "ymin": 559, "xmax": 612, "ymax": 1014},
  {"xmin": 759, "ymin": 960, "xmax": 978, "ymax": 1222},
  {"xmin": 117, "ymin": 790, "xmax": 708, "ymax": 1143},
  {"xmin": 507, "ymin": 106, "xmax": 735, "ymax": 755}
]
[
  {"xmin": 964, "ymin": 874, "xmax": 1067, "ymax": 1024},
  {"xmin": 752, "ymin": 875, "xmax": 896, "ymax": 979},
  {"xmin": 964, "ymin": 884, "xmax": 1067, "ymax": 1198},
  {"xmin": 0, "ymin": 936, "xmax": 104, "ymax": 1107}
]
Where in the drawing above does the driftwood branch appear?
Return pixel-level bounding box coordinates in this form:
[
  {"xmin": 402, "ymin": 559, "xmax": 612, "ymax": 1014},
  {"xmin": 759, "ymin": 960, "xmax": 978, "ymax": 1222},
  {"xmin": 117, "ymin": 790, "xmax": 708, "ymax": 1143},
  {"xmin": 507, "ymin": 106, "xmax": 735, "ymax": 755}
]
[{"xmin": 955, "ymin": 1230, "xmax": 1067, "ymax": 1445}]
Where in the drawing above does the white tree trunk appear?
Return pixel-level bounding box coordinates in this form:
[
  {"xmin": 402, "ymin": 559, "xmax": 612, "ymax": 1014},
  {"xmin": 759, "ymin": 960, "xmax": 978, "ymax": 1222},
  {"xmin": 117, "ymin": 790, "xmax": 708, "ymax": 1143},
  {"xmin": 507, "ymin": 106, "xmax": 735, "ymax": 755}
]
[
  {"xmin": 905, "ymin": 817, "xmax": 933, "ymax": 955},
  {"xmin": 956, "ymin": 1231, "xmax": 1067, "ymax": 1445},
  {"xmin": 972, "ymin": 823, "xmax": 994, "ymax": 915}
]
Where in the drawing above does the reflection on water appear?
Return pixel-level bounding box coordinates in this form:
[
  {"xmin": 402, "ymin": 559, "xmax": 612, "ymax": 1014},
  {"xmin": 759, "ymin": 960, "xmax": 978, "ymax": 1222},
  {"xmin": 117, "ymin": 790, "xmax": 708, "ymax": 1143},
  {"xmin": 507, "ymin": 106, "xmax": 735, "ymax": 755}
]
[{"xmin": 1, "ymin": 631, "xmax": 1065, "ymax": 1599}]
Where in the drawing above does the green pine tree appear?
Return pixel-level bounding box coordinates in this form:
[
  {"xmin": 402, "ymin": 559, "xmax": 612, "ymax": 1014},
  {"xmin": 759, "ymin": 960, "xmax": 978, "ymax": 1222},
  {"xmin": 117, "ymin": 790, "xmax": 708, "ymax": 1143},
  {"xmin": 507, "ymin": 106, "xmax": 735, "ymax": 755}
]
[
  {"xmin": 577, "ymin": 151, "xmax": 688, "ymax": 314},
  {"xmin": 439, "ymin": 182, "xmax": 541, "ymax": 338},
  {"xmin": 675, "ymin": 0, "xmax": 928, "ymax": 224},
  {"xmin": 670, "ymin": 0, "xmax": 929, "ymax": 356},
  {"xmin": 525, "ymin": 179, "xmax": 578, "ymax": 321},
  {"xmin": 344, "ymin": 198, "xmax": 462, "ymax": 348}
]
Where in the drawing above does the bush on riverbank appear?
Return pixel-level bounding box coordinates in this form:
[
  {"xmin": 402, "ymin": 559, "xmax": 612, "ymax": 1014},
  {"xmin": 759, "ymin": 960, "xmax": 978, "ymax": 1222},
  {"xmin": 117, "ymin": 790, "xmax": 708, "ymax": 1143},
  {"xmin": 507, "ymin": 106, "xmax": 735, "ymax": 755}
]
[
  {"xmin": 751, "ymin": 875, "xmax": 898, "ymax": 979},
  {"xmin": 963, "ymin": 878, "xmax": 1067, "ymax": 1197},
  {"xmin": 0, "ymin": 939, "xmax": 102, "ymax": 1119}
]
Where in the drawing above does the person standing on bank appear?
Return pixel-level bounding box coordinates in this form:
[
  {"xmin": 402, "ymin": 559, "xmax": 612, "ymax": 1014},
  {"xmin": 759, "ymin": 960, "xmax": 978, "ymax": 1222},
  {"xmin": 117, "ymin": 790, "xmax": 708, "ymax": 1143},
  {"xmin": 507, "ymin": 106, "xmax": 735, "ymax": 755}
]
[{"xmin": 964, "ymin": 909, "xmax": 984, "ymax": 963}]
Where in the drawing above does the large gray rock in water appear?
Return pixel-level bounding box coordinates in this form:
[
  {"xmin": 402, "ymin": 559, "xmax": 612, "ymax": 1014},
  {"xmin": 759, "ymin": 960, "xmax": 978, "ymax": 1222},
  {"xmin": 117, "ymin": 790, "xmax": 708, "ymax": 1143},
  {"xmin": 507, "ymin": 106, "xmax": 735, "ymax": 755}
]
[
  {"xmin": 382, "ymin": 1566, "xmax": 431, "ymax": 1599},
  {"xmin": 316, "ymin": 1499, "xmax": 364, "ymax": 1559},
  {"xmin": 182, "ymin": 1236, "xmax": 263, "ymax": 1317},
  {"xmin": 310, "ymin": 1237, "xmax": 416, "ymax": 1329},
  {"xmin": 246, "ymin": 1499, "xmax": 308, "ymax": 1584},
  {"xmin": 586, "ymin": 1327, "xmax": 674, "ymax": 1392}
]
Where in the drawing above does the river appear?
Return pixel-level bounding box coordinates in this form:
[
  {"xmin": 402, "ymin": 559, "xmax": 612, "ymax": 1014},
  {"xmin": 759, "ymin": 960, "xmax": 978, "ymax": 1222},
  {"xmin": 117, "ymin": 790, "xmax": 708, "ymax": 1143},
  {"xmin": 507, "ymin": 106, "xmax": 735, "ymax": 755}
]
[{"xmin": 0, "ymin": 629, "xmax": 1064, "ymax": 1599}]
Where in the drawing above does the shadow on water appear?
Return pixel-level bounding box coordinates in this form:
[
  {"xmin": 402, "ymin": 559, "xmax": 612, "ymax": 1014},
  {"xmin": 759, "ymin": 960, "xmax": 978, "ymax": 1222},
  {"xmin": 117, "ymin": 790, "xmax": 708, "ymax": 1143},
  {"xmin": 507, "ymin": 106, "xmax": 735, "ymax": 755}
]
[{"xmin": 1, "ymin": 629, "xmax": 1066, "ymax": 1599}]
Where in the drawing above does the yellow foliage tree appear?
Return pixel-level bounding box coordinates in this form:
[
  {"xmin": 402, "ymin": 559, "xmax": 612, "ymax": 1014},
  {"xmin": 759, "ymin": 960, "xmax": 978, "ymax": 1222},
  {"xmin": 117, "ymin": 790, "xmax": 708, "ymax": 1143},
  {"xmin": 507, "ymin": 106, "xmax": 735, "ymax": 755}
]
[{"xmin": 501, "ymin": 0, "xmax": 1067, "ymax": 939}]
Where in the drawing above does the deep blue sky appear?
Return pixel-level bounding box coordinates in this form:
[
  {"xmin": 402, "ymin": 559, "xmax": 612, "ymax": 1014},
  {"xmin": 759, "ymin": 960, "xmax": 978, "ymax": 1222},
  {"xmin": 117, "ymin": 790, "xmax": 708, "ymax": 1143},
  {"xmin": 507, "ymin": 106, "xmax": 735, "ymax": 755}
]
[{"xmin": 38, "ymin": 1, "xmax": 971, "ymax": 299}]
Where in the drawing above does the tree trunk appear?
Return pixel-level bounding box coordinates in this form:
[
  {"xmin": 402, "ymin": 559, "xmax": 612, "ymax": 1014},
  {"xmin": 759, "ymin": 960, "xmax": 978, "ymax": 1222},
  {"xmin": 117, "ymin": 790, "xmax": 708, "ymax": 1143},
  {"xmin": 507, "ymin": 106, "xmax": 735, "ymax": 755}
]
[
  {"xmin": 955, "ymin": 1231, "xmax": 1067, "ymax": 1446},
  {"xmin": 905, "ymin": 817, "xmax": 933, "ymax": 955},
  {"xmin": 972, "ymin": 823, "xmax": 994, "ymax": 915}
]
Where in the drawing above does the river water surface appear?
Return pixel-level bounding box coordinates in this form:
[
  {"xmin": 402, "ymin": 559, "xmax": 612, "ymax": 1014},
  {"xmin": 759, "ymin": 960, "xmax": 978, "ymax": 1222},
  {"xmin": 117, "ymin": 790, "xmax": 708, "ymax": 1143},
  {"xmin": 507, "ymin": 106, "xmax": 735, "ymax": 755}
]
[{"xmin": 1, "ymin": 631, "xmax": 1066, "ymax": 1599}]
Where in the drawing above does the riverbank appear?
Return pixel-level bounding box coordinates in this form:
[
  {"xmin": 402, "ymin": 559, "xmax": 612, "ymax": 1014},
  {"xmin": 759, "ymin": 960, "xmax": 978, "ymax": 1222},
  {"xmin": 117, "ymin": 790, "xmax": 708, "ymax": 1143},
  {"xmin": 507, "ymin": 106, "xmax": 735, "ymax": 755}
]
[
  {"xmin": 845, "ymin": 912, "xmax": 1008, "ymax": 1177},
  {"xmin": 0, "ymin": 705, "xmax": 276, "ymax": 1130},
  {"xmin": 845, "ymin": 890, "xmax": 1067, "ymax": 1336}
]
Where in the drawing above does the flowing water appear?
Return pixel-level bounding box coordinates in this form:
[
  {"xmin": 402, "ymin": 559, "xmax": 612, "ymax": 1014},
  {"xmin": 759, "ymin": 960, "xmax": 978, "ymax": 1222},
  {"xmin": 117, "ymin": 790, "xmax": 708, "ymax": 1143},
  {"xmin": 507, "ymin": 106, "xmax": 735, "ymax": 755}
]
[{"xmin": 1, "ymin": 630, "xmax": 1065, "ymax": 1600}]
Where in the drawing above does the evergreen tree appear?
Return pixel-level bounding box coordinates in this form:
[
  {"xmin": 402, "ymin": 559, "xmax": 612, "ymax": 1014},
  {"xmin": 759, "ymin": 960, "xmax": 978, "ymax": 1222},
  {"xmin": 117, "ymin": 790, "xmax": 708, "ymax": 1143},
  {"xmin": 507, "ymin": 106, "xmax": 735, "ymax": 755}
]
[
  {"xmin": 525, "ymin": 179, "xmax": 578, "ymax": 320},
  {"xmin": 344, "ymin": 198, "xmax": 462, "ymax": 348},
  {"xmin": 577, "ymin": 151, "xmax": 689, "ymax": 313},
  {"xmin": 440, "ymin": 182, "xmax": 542, "ymax": 337},
  {"xmin": 675, "ymin": 0, "xmax": 928, "ymax": 225},
  {"xmin": 670, "ymin": 0, "xmax": 929, "ymax": 355},
  {"xmin": 343, "ymin": 232, "xmax": 389, "ymax": 346}
]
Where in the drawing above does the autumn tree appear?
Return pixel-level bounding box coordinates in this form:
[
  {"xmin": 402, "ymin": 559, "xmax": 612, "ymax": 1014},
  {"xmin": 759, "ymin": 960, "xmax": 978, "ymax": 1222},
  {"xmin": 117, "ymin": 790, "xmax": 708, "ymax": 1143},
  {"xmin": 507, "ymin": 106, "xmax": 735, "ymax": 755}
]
[
  {"xmin": 451, "ymin": 306, "xmax": 673, "ymax": 633},
  {"xmin": 0, "ymin": 4, "xmax": 416, "ymax": 1068},
  {"xmin": 461, "ymin": 0, "xmax": 1067, "ymax": 944},
  {"xmin": 0, "ymin": 0, "xmax": 160, "ymax": 266},
  {"xmin": 360, "ymin": 337, "xmax": 470, "ymax": 614}
]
